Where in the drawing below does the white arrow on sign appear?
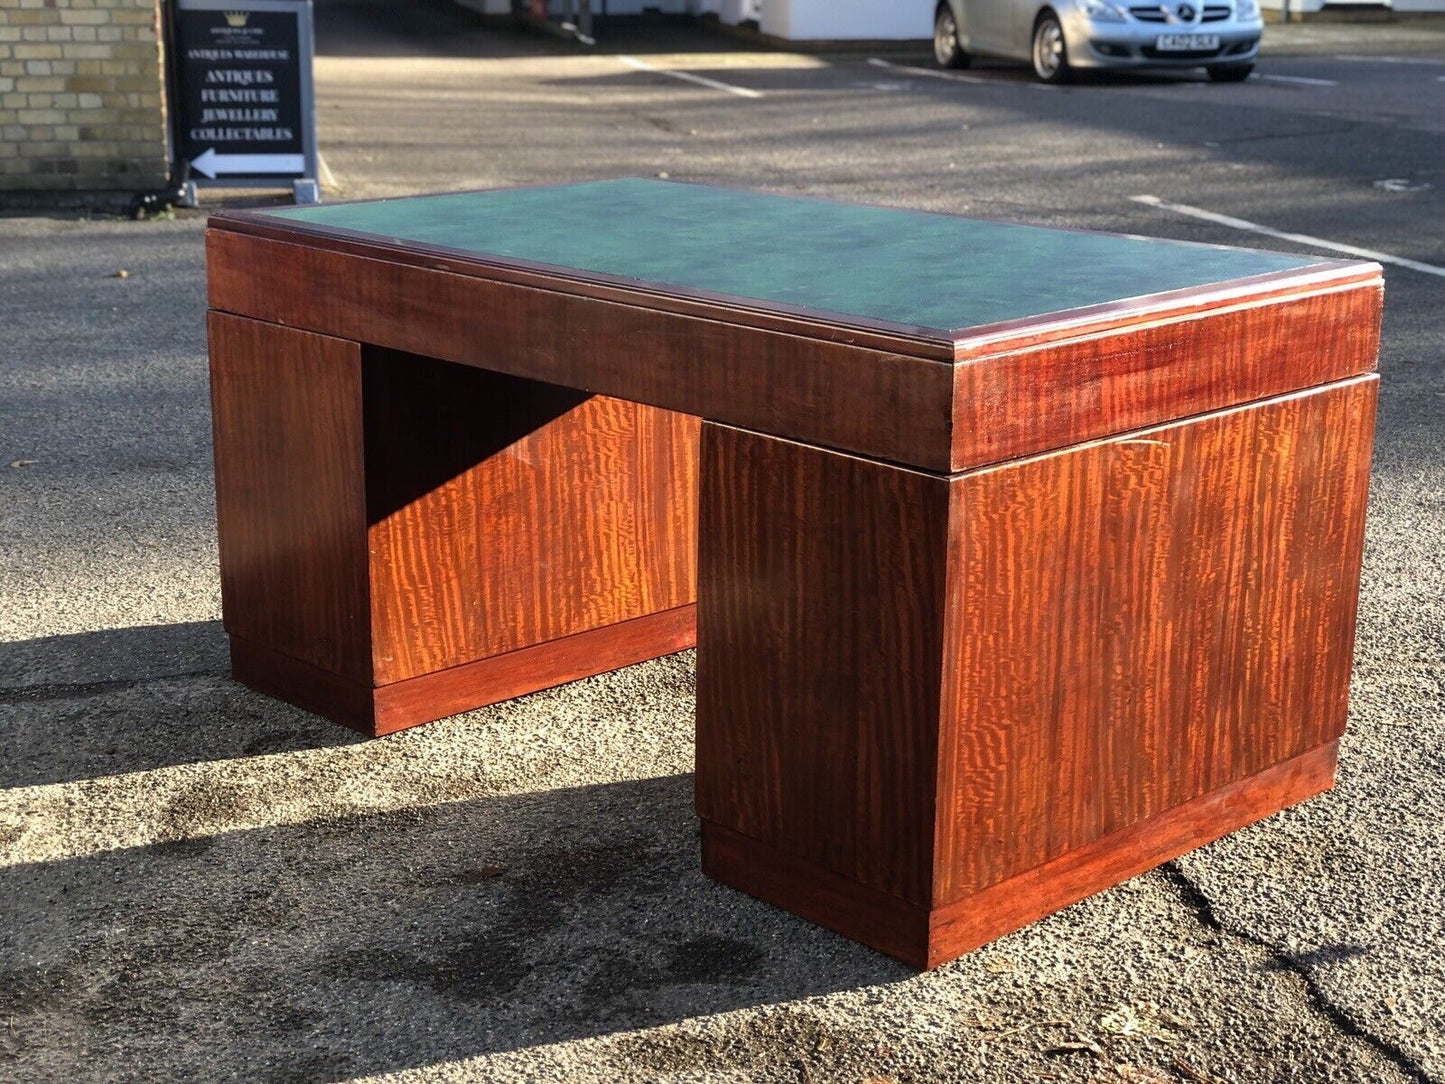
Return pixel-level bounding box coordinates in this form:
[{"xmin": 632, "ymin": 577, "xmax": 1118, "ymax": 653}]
[{"xmin": 191, "ymin": 147, "xmax": 305, "ymax": 179}]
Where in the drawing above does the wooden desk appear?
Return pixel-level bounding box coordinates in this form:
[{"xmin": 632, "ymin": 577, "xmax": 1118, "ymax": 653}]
[{"xmin": 206, "ymin": 179, "xmax": 1380, "ymax": 967}]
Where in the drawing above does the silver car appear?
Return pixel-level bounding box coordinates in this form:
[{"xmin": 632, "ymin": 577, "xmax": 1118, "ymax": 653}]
[{"xmin": 933, "ymin": 0, "xmax": 1262, "ymax": 83}]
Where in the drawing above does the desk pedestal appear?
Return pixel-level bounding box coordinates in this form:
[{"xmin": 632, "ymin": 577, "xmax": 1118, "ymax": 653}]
[
  {"xmin": 209, "ymin": 312, "xmax": 699, "ymax": 737},
  {"xmin": 696, "ymin": 378, "xmax": 1374, "ymax": 966}
]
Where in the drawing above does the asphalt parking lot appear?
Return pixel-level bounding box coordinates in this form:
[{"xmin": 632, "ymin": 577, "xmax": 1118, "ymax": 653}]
[{"xmin": 1, "ymin": 2, "xmax": 1442, "ymax": 1081}]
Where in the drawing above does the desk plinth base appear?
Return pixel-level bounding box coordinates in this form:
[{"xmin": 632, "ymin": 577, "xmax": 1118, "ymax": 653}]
[
  {"xmin": 702, "ymin": 741, "xmax": 1336, "ymax": 968},
  {"xmin": 696, "ymin": 376, "xmax": 1375, "ymax": 968},
  {"xmin": 208, "ymin": 312, "xmax": 699, "ymax": 737},
  {"xmin": 229, "ymin": 605, "xmax": 697, "ymax": 737}
]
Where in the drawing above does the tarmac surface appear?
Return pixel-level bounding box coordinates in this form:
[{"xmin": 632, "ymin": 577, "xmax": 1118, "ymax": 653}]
[{"xmin": 1, "ymin": 3, "xmax": 1442, "ymax": 1081}]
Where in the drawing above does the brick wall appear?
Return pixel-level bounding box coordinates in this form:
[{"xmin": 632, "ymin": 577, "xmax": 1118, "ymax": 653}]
[{"xmin": 0, "ymin": 0, "xmax": 169, "ymax": 196}]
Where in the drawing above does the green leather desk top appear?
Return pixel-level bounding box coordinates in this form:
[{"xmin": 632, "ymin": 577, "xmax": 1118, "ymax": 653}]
[{"xmin": 262, "ymin": 179, "xmax": 1319, "ymax": 335}]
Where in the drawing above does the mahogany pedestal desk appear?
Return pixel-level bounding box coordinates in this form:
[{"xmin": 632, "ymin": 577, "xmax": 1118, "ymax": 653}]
[{"xmin": 206, "ymin": 180, "xmax": 1380, "ymax": 968}]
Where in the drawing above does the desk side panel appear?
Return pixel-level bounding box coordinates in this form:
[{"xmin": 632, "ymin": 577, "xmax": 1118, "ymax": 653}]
[
  {"xmin": 208, "ymin": 312, "xmax": 372, "ymax": 683},
  {"xmin": 935, "ymin": 375, "xmax": 1378, "ymax": 904},
  {"xmin": 696, "ymin": 423, "xmax": 953, "ymax": 907}
]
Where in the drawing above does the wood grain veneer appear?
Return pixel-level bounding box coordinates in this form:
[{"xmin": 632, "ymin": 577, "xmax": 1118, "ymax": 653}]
[
  {"xmin": 209, "ymin": 313, "xmax": 699, "ymax": 736},
  {"xmin": 209, "ymin": 312, "xmax": 371, "ymax": 682},
  {"xmin": 362, "ymin": 346, "xmax": 699, "ymax": 686},
  {"xmin": 949, "ymin": 280, "xmax": 1381, "ymax": 470},
  {"xmin": 697, "ymin": 374, "xmax": 1375, "ymax": 963},
  {"xmin": 206, "ymin": 225, "xmax": 1380, "ymax": 472},
  {"xmin": 695, "ymin": 421, "xmax": 952, "ymax": 905},
  {"xmin": 935, "ymin": 374, "xmax": 1376, "ymax": 904},
  {"xmin": 206, "ymin": 229, "xmax": 956, "ymax": 471}
]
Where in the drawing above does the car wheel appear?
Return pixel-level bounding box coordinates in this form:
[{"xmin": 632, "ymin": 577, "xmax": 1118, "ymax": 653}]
[
  {"xmin": 934, "ymin": 5, "xmax": 971, "ymax": 69},
  {"xmin": 1206, "ymin": 62, "xmax": 1254, "ymax": 82},
  {"xmin": 1031, "ymin": 13, "xmax": 1071, "ymax": 84}
]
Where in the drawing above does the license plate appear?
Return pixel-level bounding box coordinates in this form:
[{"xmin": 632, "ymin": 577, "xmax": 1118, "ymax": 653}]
[{"xmin": 1155, "ymin": 33, "xmax": 1220, "ymax": 50}]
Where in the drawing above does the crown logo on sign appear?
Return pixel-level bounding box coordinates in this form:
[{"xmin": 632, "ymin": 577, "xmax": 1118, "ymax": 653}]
[{"xmin": 223, "ymin": 11, "xmax": 249, "ymax": 27}]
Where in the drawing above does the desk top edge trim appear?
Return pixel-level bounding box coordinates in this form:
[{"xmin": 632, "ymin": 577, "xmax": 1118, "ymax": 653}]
[
  {"xmin": 208, "ymin": 214, "xmax": 1376, "ymax": 363},
  {"xmin": 951, "ymin": 261, "xmax": 1382, "ymax": 360}
]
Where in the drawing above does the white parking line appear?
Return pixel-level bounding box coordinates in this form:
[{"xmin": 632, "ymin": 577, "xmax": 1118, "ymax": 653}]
[
  {"xmin": 1252, "ymin": 73, "xmax": 1339, "ymax": 87},
  {"xmin": 867, "ymin": 57, "xmax": 989, "ymax": 86},
  {"xmin": 1130, "ymin": 194, "xmax": 1445, "ymax": 278},
  {"xmin": 617, "ymin": 55, "xmax": 763, "ymax": 99},
  {"xmin": 1335, "ymin": 54, "xmax": 1445, "ymax": 66}
]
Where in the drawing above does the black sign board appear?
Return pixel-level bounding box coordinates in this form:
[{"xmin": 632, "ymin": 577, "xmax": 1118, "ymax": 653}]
[{"xmin": 172, "ymin": 0, "xmax": 317, "ymax": 190}]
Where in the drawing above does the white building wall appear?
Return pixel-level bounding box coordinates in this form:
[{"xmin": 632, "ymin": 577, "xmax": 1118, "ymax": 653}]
[
  {"xmin": 462, "ymin": 0, "xmax": 1445, "ymax": 31},
  {"xmin": 459, "ymin": 0, "xmax": 696, "ymax": 13},
  {"xmin": 758, "ymin": 0, "xmax": 933, "ymax": 39},
  {"xmin": 709, "ymin": 0, "xmax": 762, "ymax": 21}
]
